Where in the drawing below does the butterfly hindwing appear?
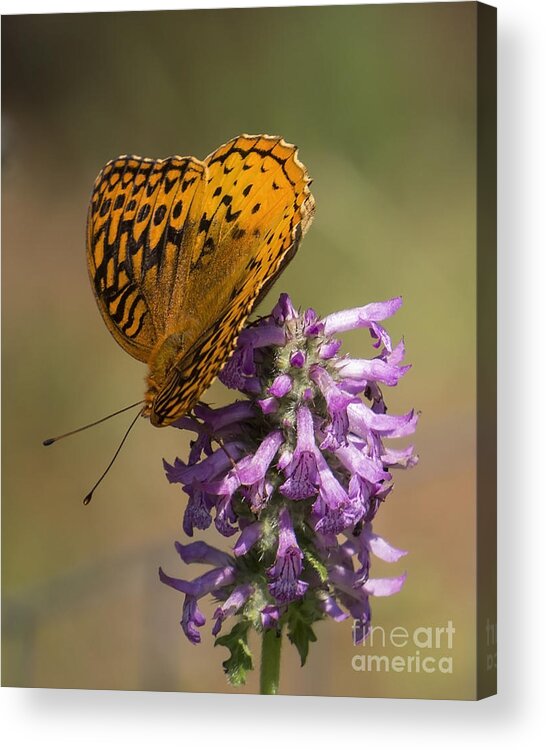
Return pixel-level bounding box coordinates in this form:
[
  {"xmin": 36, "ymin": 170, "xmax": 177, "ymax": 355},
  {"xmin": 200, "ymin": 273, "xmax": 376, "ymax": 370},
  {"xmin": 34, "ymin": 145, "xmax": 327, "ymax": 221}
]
[{"xmin": 149, "ymin": 135, "xmax": 315, "ymax": 426}]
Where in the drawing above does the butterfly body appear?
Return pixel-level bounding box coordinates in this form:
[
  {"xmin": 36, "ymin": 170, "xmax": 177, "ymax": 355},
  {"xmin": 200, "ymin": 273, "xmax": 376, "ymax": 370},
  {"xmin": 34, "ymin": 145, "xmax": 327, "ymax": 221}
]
[{"xmin": 87, "ymin": 135, "xmax": 315, "ymax": 426}]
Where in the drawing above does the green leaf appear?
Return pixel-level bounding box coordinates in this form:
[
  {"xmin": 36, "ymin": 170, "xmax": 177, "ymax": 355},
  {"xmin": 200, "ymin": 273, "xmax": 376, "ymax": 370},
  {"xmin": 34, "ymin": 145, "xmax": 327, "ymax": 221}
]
[
  {"xmin": 215, "ymin": 621, "xmax": 254, "ymax": 686},
  {"xmin": 287, "ymin": 601, "xmax": 319, "ymax": 667}
]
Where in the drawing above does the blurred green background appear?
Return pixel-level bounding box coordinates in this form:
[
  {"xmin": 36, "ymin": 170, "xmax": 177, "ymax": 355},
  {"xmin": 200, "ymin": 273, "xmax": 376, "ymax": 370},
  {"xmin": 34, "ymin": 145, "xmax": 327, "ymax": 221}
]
[{"xmin": 2, "ymin": 3, "xmax": 478, "ymax": 698}]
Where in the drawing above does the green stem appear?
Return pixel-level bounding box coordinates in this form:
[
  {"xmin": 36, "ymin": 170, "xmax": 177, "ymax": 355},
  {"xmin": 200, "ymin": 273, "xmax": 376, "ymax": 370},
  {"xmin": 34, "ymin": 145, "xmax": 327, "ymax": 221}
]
[{"xmin": 260, "ymin": 627, "xmax": 283, "ymax": 695}]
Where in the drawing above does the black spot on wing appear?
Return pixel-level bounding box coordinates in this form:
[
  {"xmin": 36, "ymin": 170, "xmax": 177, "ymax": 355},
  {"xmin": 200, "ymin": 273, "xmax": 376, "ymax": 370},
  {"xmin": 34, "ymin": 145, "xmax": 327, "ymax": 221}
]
[
  {"xmin": 114, "ymin": 194, "xmax": 125, "ymax": 210},
  {"xmin": 138, "ymin": 203, "xmax": 150, "ymax": 222},
  {"xmin": 154, "ymin": 204, "xmax": 167, "ymax": 225},
  {"xmin": 164, "ymin": 175, "xmax": 178, "ymax": 194},
  {"xmin": 100, "ymin": 199, "xmax": 111, "ymax": 217},
  {"xmin": 199, "ymin": 215, "xmax": 212, "ymax": 233},
  {"xmin": 225, "ymin": 206, "xmax": 241, "ymax": 223}
]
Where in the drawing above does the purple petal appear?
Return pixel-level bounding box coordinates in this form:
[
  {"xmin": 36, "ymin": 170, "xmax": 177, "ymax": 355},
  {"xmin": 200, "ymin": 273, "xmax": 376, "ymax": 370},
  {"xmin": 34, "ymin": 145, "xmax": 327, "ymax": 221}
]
[
  {"xmin": 290, "ymin": 350, "xmax": 305, "ymax": 368},
  {"xmin": 312, "ymin": 453, "xmax": 353, "ymax": 534},
  {"xmin": 163, "ymin": 457, "xmax": 187, "ymax": 484},
  {"xmin": 303, "ymin": 307, "xmax": 323, "ymax": 335},
  {"xmin": 382, "ymin": 445, "xmax": 419, "ymax": 468},
  {"xmin": 159, "ymin": 565, "xmax": 236, "ymax": 599},
  {"xmin": 260, "ymin": 604, "xmax": 281, "ymax": 629},
  {"xmin": 269, "ymin": 374, "xmax": 292, "ymax": 398},
  {"xmin": 212, "ymin": 583, "xmax": 254, "ymax": 636},
  {"xmin": 328, "ymin": 563, "xmax": 358, "ymax": 594},
  {"xmin": 205, "ymin": 472, "xmax": 241, "ymax": 497},
  {"xmin": 387, "ymin": 338, "xmax": 406, "ymax": 365},
  {"xmin": 279, "ymin": 407, "xmax": 320, "ymax": 499},
  {"xmin": 245, "ymin": 476, "xmax": 274, "ymax": 513},
  {"xmin": 257, "ymin": 396, "xmax": 279, "ymax": 414},
  {"xmin": 182, "ymin": 485, "xmax": 213, "ymax": 536},
  {"xmin": 278, "ymin": 448, "xmax": 293, "ymax": 471},
  {"xmin": 362, "ymin": 573, "xmax": 407, "ymax": 597},
  {"xmin": 194, "ymin": 401, "xmax": 255, "ymax": 432},
  {"xmin": 233, "ymin": 521, "xmax": 262, "ymax": 556},
  {"xmin": 279, "ymin": 450, "xmax": 319, "ymax": 499},
  {"xmin": 362, "ymin": 528, "xmax": 408, "ymax": 562},
  {"xmin": 181, "ymin": 596, "xmax": 206, "ymax": 644},
  {"xmin": 348, "ymin": 402, "xmax": 418, "ymax": 438},
  {"xmin": 322, "ymin": 297, "xmax": 403, "ymax": 336},
  {"xmin": 237, "ymin": 323, "xmax": 286, "ymax": 349},
  {"xmin": 319, "ymin": 338, "xmax": 342, "ymax": 360},
  {"xmin": 268, "ymin": 507, "xmax": 309, "ymax": 603},
  {"xmin": 219, "ymin": 345, "xmax": 255, "ymax": 390},
  {"xmin": 174, "ymin": 540, "xmax": 232, "ymax": 567},
  {"xmin": 335, "ymin": 443, "xmax": 390, "ymax": 484},
  {"xmin": 344, "ymin": 597, "xmax": 371, "ymax": 645},
  {"xmin": 170, "ymin": 415, "xmax": 203, "ymax": 433},
  {"xmin": 369, "ymin": 321, "xmax": 393, "ymax": 352},
  {"xmin": 269, "ymin": 577, "xmax": 308, "ymax": 602},
  {"xmin": 165, "ymin": 445, "xmax": 243, "ymax": 486},
  {"xmin": 214, "ymin": 495, "xmax": 238, "ymax": 537},
  {"xmin": 336, "ymin": 357, "xmax": 411, "ymax": 387},
  {"xmin": 235, "ymin": 430, "xmax": 284, "ymax": 484},
  {"xmin": 312, "ymin": 367, "xmax": 357, "ymax": 450},
  {"xmin": 272, "ymin": 293, "xmax": 298, "ymax": 324},
  {"xmin": 319, "ymin": 595, "xmax": 349, "ymax": 622}
]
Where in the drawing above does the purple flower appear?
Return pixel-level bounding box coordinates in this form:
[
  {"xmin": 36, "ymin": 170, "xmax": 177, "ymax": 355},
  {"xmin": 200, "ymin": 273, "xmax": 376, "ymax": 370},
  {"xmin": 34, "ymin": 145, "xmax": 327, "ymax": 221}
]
[
  {"xmin": 323, "ymin": 297, "xmax": 402, "ymax": 338},
  {"xmin": 279, "ymin": 407, "xmax": 320, "ymax": 499},
  {"xmin": 159, "ymin": 564, "xmax": 236, "ymax": 598},
  {"xmin": 182, "ymin": 483, "xmax": 213, "ymax": 536},
  {"xmin": 233, "ymin": 521, "xmax": 262, "ymax": 557},
  {"xmin": 290, "ymin": 350, "xmax": 305, "ymax": 368},
  {"xmin": 261, "ymin": 605, "xmax": 281, "ymax": 629},
  {"xmin": 160, "ymin": 293, "xmax": 417, "ymax": 664},
  {"xmin": 311, "ymin": 365, "xmax": 357, "ymax": 450},
  {"xmin": 312, "ymin": 452, "xmax": 353, "ymax": 534},
  {"xmin": 268, "ymin": 507, "xmax": 309, "ymax": 603},
  {"xmin": 219, "ymin": 325, "xmax": 285, "ymax": 392},
  {"xmin": 212, "ymin": 583, "xmax": 254, "ymax": 636},
  {"xmin": 269, "ymin": 374, "xmax": 293, "ymax": 398},
  {"xmin": 181, "ymin": 596, "xmax": 206, "ymax": 644}
]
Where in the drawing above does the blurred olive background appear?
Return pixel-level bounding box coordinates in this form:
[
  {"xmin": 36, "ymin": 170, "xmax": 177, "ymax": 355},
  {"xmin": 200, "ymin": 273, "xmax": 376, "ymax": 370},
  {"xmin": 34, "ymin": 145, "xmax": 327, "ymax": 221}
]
[{"xmin": 2, "ymin": 3, "xmax": 478, "ymax": 698}]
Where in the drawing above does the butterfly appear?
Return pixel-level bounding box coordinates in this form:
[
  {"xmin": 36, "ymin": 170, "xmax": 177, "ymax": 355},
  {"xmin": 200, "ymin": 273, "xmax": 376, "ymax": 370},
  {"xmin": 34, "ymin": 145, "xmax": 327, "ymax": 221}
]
[{"xmin": 87, "ymin": 134, "xmax": 315, "ymax": 427}]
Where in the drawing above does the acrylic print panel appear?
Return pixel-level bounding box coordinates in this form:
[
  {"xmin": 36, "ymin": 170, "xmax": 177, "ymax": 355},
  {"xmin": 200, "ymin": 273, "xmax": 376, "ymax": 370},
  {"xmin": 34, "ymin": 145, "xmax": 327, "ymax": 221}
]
[{"xmin": 1, "ymin": 2, "xmax": 496, "ymax": 699}]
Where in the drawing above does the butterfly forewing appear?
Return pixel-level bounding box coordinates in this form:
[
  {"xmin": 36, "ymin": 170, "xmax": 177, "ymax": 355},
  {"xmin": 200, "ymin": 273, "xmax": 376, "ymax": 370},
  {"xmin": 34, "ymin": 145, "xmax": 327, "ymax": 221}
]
[
  {"xmin": 87, "ymin": 155, "xmax": 206, "ymax": 361},
  {"xmin": 87, "ymin": 135, "xmax": 315, "ymax": 427}
]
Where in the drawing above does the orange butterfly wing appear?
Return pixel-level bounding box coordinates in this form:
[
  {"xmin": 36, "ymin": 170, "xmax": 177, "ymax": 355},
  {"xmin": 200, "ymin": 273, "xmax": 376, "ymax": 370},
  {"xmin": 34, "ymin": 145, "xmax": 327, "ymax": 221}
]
[
  {"xmin": 149, "ymin": 135, "xmax": 314, "ymax": 426},
  {"xmin": 87, "ymin": 154, "xmax": 206, "ymax": 362},
  {"xmin": 86, "ymin": 135, "xmax": 315, "ymax": 427}
]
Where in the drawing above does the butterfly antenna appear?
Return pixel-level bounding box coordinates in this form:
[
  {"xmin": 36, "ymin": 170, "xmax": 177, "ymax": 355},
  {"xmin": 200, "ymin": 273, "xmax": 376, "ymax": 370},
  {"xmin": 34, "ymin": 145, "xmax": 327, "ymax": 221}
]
[
  {"xmin": 42, "ymin": 401, "xmax": 144, "ymax": 446},
  {"xmin": 83, "ymin": 409, "xmax": 142, "ymax": 505}
]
